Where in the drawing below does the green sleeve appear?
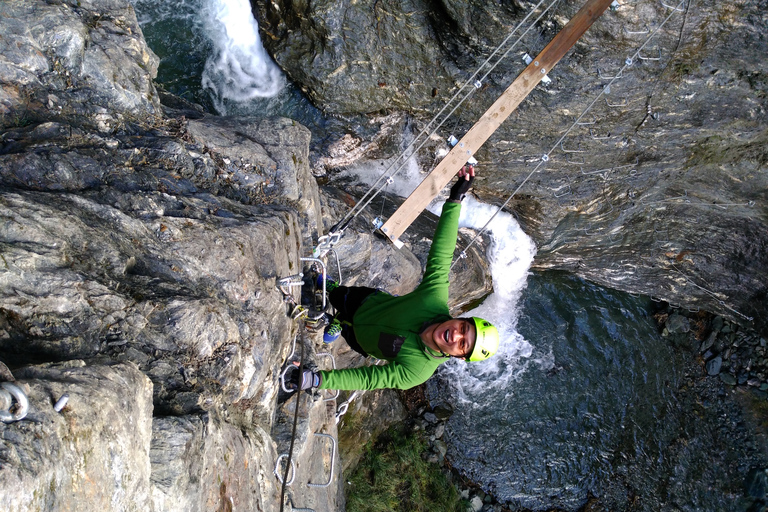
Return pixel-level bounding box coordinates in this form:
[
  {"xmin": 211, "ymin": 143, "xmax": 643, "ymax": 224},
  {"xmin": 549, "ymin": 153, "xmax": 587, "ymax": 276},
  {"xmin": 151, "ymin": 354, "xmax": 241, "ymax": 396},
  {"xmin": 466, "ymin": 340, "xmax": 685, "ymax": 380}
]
[
  {"xmin": 419, "ymin": 201, "xmax": 461, "ymax": 292},
  {"xmin": 318, "ymin": 363, "xmax": 431, "ymax": 391}
]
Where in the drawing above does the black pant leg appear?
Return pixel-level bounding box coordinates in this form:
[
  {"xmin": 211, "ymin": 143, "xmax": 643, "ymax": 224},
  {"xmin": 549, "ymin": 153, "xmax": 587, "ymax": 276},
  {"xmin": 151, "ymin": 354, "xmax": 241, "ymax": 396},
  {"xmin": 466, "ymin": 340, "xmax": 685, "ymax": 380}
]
[{"xmin": 328, "ymin": 286, "xmax": 378, "ymax": 357}]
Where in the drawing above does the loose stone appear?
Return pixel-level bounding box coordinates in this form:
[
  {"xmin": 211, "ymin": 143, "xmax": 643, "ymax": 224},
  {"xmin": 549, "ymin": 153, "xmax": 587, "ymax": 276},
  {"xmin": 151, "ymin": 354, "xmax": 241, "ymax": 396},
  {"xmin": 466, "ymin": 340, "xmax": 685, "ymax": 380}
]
[{"xmin": 706, "ymin": 356, "xmax": 723, "ymax": 376}]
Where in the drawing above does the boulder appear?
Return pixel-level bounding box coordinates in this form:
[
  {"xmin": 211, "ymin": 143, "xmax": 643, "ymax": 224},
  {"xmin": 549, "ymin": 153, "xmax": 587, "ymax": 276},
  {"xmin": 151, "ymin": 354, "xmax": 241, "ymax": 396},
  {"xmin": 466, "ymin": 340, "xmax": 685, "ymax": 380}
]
[
  {"xmin": 0, "ymin": 0, "xmax": 161, "ymax": 132},
  {"xmin": 150, "ymin": 414, "xmax": 280, "ymax": 512}
]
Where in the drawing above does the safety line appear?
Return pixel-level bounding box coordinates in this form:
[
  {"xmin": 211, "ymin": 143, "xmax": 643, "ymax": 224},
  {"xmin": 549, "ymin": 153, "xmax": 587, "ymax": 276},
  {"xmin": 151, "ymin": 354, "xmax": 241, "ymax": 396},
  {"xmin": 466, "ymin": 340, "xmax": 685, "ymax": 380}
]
[
  {"xmin": 670, "ymin": 264, "xmax": 754, "ymax": 321},
  {"xmin": 453, "ymin": 0, "xmax": 688, "ymax": 267},
  {"xmin": 328, "ymin": 0, "xmax": 561, "ymax": 235},
  {"xmin": 279, "ymin": 326, "xmax": 306, "ymax": 512}
]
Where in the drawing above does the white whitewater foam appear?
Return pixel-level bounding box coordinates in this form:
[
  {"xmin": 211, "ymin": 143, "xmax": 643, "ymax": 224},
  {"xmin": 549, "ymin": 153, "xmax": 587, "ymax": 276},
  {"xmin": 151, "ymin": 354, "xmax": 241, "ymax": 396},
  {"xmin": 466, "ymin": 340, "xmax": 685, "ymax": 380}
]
[{"xmin": 200, "ymin": 0, "xmax": 284, "ymax": 113}]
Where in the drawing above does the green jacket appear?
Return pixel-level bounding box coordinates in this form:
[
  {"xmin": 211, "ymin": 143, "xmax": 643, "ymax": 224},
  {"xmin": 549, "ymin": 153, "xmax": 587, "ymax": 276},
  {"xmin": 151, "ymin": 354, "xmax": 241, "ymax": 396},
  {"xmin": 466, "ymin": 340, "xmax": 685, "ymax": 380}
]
[{"xmin": 319, "ymin": 201, "xmax": 461, "ymax": 390}]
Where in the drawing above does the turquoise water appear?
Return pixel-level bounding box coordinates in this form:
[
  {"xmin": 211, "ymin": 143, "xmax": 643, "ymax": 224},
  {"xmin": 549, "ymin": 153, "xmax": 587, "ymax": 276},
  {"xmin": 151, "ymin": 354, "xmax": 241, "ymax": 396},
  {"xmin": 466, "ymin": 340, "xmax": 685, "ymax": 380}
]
[{"xmin": 132, "ymin": 3, "xmax": 762, "ymax": 510}]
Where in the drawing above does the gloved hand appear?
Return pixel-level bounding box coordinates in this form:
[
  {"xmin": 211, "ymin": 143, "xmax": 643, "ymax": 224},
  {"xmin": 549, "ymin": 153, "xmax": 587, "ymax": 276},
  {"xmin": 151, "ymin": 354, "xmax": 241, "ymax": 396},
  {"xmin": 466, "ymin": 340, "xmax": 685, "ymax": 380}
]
[
  {"xmin": 448, "ymin": 169, "xmax": 474, "ymax": 202},
  {"xmin": 287, "ymin": 367, "xmax": 322, "ymax": 391}
]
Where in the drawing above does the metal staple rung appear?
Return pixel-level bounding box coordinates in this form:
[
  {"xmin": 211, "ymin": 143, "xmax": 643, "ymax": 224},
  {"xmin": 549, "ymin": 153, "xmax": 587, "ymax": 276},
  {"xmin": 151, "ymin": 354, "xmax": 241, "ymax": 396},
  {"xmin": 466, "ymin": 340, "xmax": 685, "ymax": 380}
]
[
  {"xmin": 560, "ymin": 141, "xmax": 584, "ymax": 153},
  {"xmin": 575, "ymin": 115, "xmax": 597, "ymax": 126},
  {"xmin": 638, "ymin": 49, "xmax": 662, "ymax": 61},
  {"xmin": 553, "ymin": 184, "xmax": 572, "ymax": 198},
  {"xmin": 280, "ymin": 365, "xmax": 296, "ymax": 393},
  {"xmin": 624, "ymin": 24, "xmax": 650, "ymax": 35},
  {"xmin": 307, "ymin": 433, "xmax": 337, "ymax": 488},
  {"xmin": 581, "ymin": 166, "xmax": 610, "ymax": 177},
  {"xmin": 597, "ymin": 68, "xmax": 623, "ymax": 80},
  {"xmin": 288, "ymin": 501, "xmax": 315, "ymax": 512},
  {"xmin": 605, "ymin": 97, "xmax": 628, "ymax": 108},
  {"xmin": 661, "ymin": 0, "xmax": 685, "ymax": 11}
]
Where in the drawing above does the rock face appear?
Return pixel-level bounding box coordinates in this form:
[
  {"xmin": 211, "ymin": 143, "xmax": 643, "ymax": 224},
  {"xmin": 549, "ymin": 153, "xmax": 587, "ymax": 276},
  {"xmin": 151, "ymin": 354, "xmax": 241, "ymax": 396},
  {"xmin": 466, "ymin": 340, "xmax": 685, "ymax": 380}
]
[
  {"xmin": 0, "ymin": 0, "xmax": 161, "ymax": 133},
  {"xmin": 257, "ymin": 0, "xmax": 768, "ymax": 336}
]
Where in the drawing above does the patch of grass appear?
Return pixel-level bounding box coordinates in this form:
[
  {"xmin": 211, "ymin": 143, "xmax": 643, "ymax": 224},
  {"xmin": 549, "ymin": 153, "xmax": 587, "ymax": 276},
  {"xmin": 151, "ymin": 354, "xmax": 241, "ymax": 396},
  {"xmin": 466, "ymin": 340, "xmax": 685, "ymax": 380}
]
[{"xmin": 345, "ymin": 425, "xmax": 467, "ymax": 512}]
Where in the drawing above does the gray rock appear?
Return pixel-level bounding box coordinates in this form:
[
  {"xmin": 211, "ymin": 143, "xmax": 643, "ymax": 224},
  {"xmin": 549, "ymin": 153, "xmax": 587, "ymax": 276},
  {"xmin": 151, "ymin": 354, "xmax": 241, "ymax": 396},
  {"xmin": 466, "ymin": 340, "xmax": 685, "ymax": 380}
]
[
  {"xmin": 150, "ymin": 414, "xmax": 279, "ymax": 512},
  {"xmin": 433, "ymin": 404, "xmax": 454, "ymax": 420},
  {"xmin": 666, "ymin": 314, "xmax": 691, "ymax": 335},
  {"xmin": 434, "ymin": 422, "xmax": 445, "ymax": 439},
  {"xmin": 700, "ymin": 331, "xmax": 718, "ymax": 354},
  {"xmin": 720, "ymin": 373, "xmax": 737, "ymax": 386},
  {"xmin": 744, "ymin": 468, "xmax": 768, "ymax": 499},
  {"xmin": 186, "ymin": 116, "xmax": 322, "ymax": 247},
  {"xmin": 0, "ymin": 0, "xmax": 160, "ymax": 132},
  {"xmin": 470, "ymin": 495, "xmax": 485, "ymax": 512},
  {"xmin": 423, "ymin": 412, "xmax": 438, "ymax": 424},
  {"xmin": 706, "ymin": 356, "xmax": 723, "ymax": 376},
  {"xmin": 432, "ymin": 439, "xmax": 448, "ymax": 460}
]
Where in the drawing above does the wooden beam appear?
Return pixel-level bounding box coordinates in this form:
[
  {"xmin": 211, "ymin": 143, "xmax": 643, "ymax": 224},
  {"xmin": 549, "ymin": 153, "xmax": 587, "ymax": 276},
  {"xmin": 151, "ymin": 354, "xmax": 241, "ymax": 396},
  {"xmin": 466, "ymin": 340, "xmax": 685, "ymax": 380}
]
[{"xmin": 380, "ymin": 0, "xmax": 614, "ymax": 244}]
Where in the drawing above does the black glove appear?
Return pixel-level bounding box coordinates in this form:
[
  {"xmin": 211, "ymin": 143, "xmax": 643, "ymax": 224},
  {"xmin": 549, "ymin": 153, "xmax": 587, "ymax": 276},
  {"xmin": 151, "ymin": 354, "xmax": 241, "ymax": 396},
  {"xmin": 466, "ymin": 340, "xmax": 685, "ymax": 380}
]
[
  {"xmin": 448, "ymin": 173, "xmax": 474, "ymax": 202},
  {"xmin": 287, "ymin": 367, "xmax": 322, "ymax": 391}
]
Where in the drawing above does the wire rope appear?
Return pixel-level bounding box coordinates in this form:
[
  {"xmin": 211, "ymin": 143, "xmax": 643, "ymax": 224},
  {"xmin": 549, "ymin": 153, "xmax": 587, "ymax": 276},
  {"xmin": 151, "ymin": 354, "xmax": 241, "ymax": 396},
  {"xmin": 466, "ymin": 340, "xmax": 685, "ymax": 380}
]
[
  {"xmin": 328, "ymin": 0, "xmax": 562, "ymax": 235},
  {"xmin": 452, "ymin": 0, "xmax": 688, "ymax": 267},
  {"xmin": 279, "ymin": 326, "xmax": 306, "ymax": 512}
]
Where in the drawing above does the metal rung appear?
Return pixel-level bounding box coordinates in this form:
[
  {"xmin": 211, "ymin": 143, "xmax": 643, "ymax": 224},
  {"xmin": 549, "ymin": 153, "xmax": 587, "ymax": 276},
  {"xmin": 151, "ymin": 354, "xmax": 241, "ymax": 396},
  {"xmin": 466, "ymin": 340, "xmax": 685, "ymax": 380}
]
[
  {"xmin": 307, "ymin": 433, "xmax": 337, "ymax": 488},
  {"xmin": 274, "ymin": 454, "xmax": 296, "ymax": 485},
  {"xmin": 638, "ymin": 49, "xmax": 662, "ymax": 61}
]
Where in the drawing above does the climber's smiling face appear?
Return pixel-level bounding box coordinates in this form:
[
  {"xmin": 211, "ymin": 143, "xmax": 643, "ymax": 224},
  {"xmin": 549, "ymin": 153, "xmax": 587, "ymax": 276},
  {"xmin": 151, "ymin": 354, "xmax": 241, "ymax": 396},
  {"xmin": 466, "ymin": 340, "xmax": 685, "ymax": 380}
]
[{"xmin": 421, "ymin": 318, "xmax": 476, "ymax": 358}]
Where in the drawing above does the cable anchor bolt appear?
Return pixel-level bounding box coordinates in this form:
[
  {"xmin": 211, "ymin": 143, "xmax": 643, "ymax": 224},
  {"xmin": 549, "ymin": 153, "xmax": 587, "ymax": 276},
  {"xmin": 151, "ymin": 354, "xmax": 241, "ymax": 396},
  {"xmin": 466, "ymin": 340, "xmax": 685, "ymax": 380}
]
[{"xmin": 0, "ymin": 382, "xmax": 29, "ymax": 423}]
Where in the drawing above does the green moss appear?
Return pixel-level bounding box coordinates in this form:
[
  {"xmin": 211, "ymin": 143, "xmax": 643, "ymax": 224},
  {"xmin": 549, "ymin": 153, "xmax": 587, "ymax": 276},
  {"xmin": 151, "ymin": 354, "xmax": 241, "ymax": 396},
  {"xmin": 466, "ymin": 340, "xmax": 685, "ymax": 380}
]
[{"xmin": 344, "ymin": 425, "xmax": 467, "ymax": 512}]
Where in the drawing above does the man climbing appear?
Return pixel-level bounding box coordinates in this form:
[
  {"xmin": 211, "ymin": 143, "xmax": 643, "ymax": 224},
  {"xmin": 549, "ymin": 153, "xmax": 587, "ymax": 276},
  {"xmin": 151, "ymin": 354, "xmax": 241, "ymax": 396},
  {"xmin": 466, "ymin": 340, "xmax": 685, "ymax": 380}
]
[{"xmin": 290, "ymin": 165, "xmax": 499, "ymax": 391}]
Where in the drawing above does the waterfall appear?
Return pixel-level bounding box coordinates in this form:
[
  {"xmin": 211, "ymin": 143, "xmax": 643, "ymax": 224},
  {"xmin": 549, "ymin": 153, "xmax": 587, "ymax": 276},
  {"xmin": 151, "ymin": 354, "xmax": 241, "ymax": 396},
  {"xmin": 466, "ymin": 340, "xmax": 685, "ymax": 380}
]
[{"xmin": 200, "ymin": 0, "xmax": 284, "ymax": 113}]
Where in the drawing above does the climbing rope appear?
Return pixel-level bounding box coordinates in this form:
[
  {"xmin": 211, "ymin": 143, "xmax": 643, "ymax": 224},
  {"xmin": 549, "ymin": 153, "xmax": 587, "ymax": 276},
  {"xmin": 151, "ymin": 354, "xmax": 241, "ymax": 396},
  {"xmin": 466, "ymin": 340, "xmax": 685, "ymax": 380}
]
[
  {"xmin": 451, "ymin": 0, "xmax": 689, "ymax": 268},
  {"xmin": 315, "ymin": 0, "xmax": 564, "ymax": 256}
]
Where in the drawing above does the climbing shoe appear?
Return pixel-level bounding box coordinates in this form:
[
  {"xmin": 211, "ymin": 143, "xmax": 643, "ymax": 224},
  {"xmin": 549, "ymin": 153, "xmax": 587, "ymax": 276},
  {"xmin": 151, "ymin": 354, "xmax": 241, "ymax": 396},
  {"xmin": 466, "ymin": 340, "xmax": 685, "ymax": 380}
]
[{"xmin": 323, "ymin": 318, "xmax": 342, "ymax": 344}]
